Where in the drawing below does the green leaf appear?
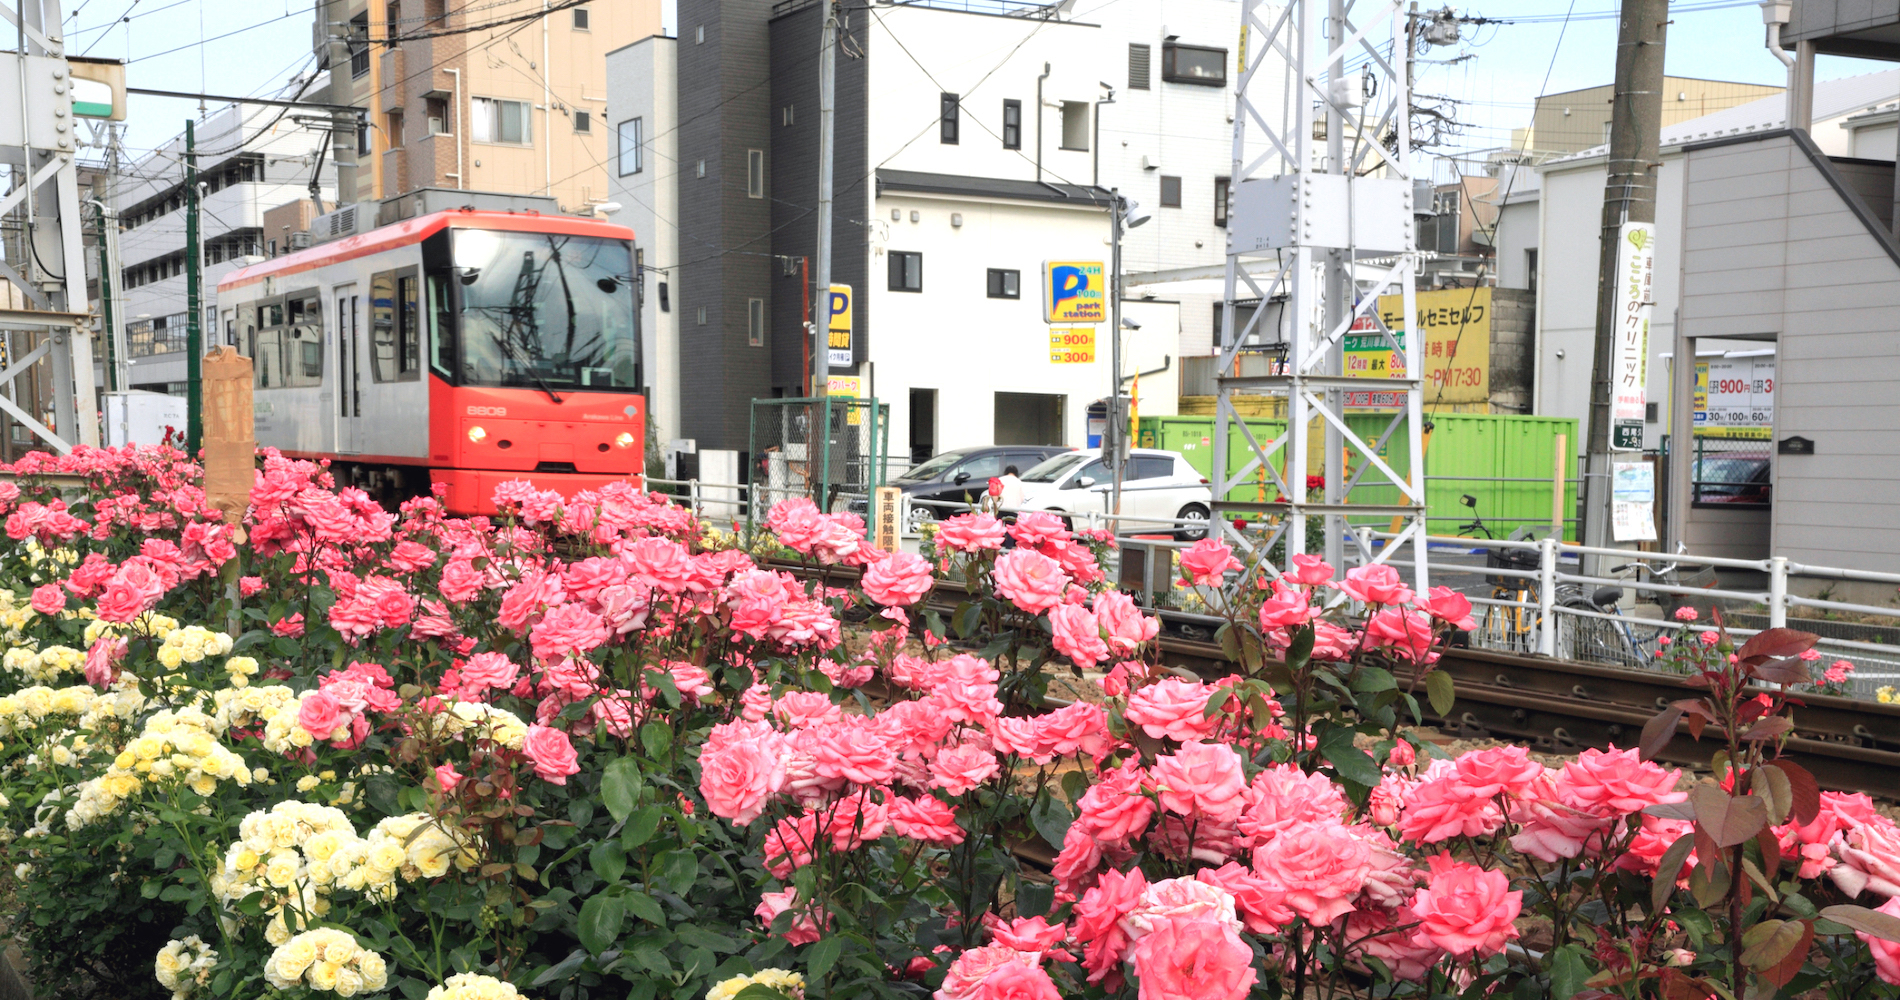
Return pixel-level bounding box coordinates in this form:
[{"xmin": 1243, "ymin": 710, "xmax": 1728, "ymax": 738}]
[
  {"xmin": 1739, "ymin": 918, "xmax": 1808, "ymax": 971},
  {"xmin": 1016, "ymin": 881, "xmax": 1054, "ymax": 919},
  {"xmin": 653, "ymin": 849, "xmax": 698, "ymax": 896},
  {"xmin": 675, "ymin": 924, "xmax": 740, "ymax": 954},
  {"xmin": 1820, "ymin": 904, "xmax": 1900, "ymax": 943},
  {"xmin": 577, "ymin": 893, "xmax": 627, "ymax": 955},
  {"xmin": 589, "ymin": 840, "xmax": 627, "ymax": 885},
  {"xmin": 805, "ymin": 936, "xmax": 842, "ymax": 982},
  {"xmin": 1352, "ymin": 666, "xmax": 1397, "ymax": 693},
  {"xmin": 622, "ymin": 806, "xmax": 665, "ymax": 848},
  {"xmin": 1317, "ymin": 726, "xmax": 1382, "ymax": 787},
  {"xmin": 1029, "ymin": 795, "xmax": 1073, "ymax": 850},
  {"xmin": 1651, "ymin": 834, "xmax": 1695, "ymax": 916},
  {"xmin": 624, "ymin": 890, "xmax": 666, "ymax": 926},
  {"xmin": 1217, "ymin": 622, "xmax": 1241, "ymax": 662},
  {"xmin": 1424, "ymin": 669, "xmax": 1455, "ymax": 717},
  {"xmin": 1284, "ymin": 624, "xmax": 1315, "ymax": 674},
  {"xmin": 954, "ymin": 601, "xmax": 980, "ymax": 639},
  {"xmin": 640, "ymin": 722, "xmax": 673, "ymax": 760},
  {"xmin": 602, "ymin": 757, "xmax": 642, "ymax": 823},
  {"xmin": 1547, "ymin": 944, "xmax": 1590, "ymax": 1000}
]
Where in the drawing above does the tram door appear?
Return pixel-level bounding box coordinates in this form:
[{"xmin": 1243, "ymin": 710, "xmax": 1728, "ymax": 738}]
[{"xmin": 334, "ymin": 285, "xmax": 362, "ymax": 454}]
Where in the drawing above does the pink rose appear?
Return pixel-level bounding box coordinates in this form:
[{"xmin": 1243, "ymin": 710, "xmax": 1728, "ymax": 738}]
[
  {"xmin": 1050, "ymin": 603, "xmax": 1110, "ymax": 669},
  {"xmin": 1124, "ymin": 678, "xmax": 1219, "ymax": 742},
  {"xmin": 969, "ymin": 962, "xmax": 1061, "ymax": 1000},
  {"xmin": 1335, "ymin": 563, "xmax": 1414, "ymax": 606},
  {"xmin": 984, "ymin": 914, "xmax": 1067, "ymax": 954},
  {"xmin": 936, "ymin": 513, "xmax": 1009, "ymax": 553},
  {"xmin": 1258, "ymin": 580, "xmax": 1319, "ymax": 630},
  {"xmin": 992, "ymin": 550, "xmax": 1070, "ymax": 615},
  {"xmin": 1153, "ymin": 741, "xmax": 1247, "ymax": 821},
  {"xmin": 1177, "ymin": 538, "xmax": 1242, "ymax": 586},
  {"xmin": 84, "ymin": 636, "xmax": 127, "ymax": 688},
  {"xmin": 755, "ymin": 888, "xmax": 828, "ymax": 946},
  {"xmin": 1009, "ymin": 512, "xmax": 1069, "ymax": 548},
  {"xmin": 1128, "ymin": 914, "xmax": 1257, "ymax": 1000},
  {"xmin": 937, "ymin": 946, "xmax": 1041, "ymax": 1000},
  {"xmin": 810, "ymin": 720, "xmax": 897, "ymax": 786},
  {"xmin": 931, "ymin": 745, "xmax": 1000, "ymax": 796},
  {"xmin": 863, "ymin": 550, "xmax": 934, "ymax": 607},
  {"xmin": 1238, "ymin": 765, "xmax": 1348, "ymax": 847},
  {"xmin": 1073, "ymin": 867, "xmax": 1146, "ymax": 983},
  {"xmin": 1364, "ymin": 607, "xmax": 1439, "ymax": 663},
  {"xmin": 297, "ymin": 692, "xmax": 349, "ymax": 742},
  {"xmin": 529, "ymin": 603, "xmax": 609, "ymax": 660},
  {"xmin": 1251, "ymin": 821, "xmax": 1371, "ymax": 925},
  {"xmin": 1345, "ymin": 905, "xmax": 1443, "ymax": 982},
  {"xmin": 700, "ymin": 733, "xmax": 787, "ymax": 826},
  {"xmin": 1418, "ymin": 585, "xmax": 1477, "ymax": 630},
  {"xmin": 1451, "ymin": 745, "xmax": 1544, "ymax": 799},
  {"xmin": 458, "ymin": 652, "xmax": 521, "ymax": 696},
  {"xmin": 434, "ymin": 763, "xmax": 464, "ymax": 793},
  {"xmin": 1094, "ymin": 591, "xmax": 1158, "ymax": 656},
  {"xmin": 1284, "ymin": 553, "xmax": 1334, "ymax": 586},
  {"xmin": 1033, "ymin": 701, "xmax": 1109, "ymax": 759},
  {"xmin": 890, "ymin": 795, "xmax": 965, "ymax": 845},
  {"xmin": 1508, "ymin": 792, "xmax": 1614, "ymax": 863},
  {"xmin": 1075, "ymin": 759, "xmax": 1156, "ymax": 845},
  {"xmin": 29, "ymin": 583, "xmax": 65, "ymax": 615},
  {"xmin": 1196, "ymin": 862, "xmax": 1293, "ymax": 934},
  {"xmin": 1399, "ymin": 773, "xmax": 1505, "ymax": 844},
  {"xmin": 522, "ymin": 724, "xmax": 581, "ymax": 784},
  {"xmin": 270, "ymin": 613, "xmax": 306, "ymax": 637},
  {"xmin": 1858, "ymin": 895, "xmax": 1900, "ymax": 985},
  {"xmin": 1832, "ymin": 816, "xmax": 1900, "ymax": 900},
  {"xmin": 1409, "ymin": 855, "xmax": 1522, "ymax": 957},
  {"xmin": 1554, "ymin": 747, "xmax": 1687, "ymax": 819}
]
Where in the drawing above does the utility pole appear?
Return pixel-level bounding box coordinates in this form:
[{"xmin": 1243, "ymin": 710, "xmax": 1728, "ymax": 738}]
[
  {"xmin": 812, "ymin": 4, "xmax": 836, "ymax": 403},
  {"xmin": 1109, "ymin": 188, "xmax": 1124, "ymax": 515},
  {"xmin": 1321, "ymin": 0, "xmax": 1349, "ymax": 571},
  {"xmin": 324, "ymin": 0, "xmax": 359, "ymax": 205},
  {"xmin": 94, "ymin": 206, "xmax": 116, "ymax": 392},
  {"xmin": 1582, "ymin": 0, "xmax": 1667, "ymax": 563},
  {"xmin": 185, "ymin": 119, "xmax": 203, "ymax": 455}
]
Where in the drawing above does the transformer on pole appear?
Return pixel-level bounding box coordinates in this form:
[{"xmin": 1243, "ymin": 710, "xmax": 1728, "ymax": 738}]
[{"xmin": 1213, "ymin": 0, "xmax": 1429, "ymax": 591}]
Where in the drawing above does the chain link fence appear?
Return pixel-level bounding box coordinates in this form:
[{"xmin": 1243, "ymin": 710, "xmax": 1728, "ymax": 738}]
[{"xmin": 747, "ymin": 396, "xmax": 889, "ymax": 529}]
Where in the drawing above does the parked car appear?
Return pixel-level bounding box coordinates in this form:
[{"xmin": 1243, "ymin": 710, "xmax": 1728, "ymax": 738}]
[
  {"xmin": 850, "ymin": 445, "xmax": 1074, "ymax": 531},
  {"xmin": 1692, "ymin": 451, "xmax": 1771, "ymax": 505},
  {"xmin": 1015, "ymin": 448, "xmax": 1214, "ymax": 539}
]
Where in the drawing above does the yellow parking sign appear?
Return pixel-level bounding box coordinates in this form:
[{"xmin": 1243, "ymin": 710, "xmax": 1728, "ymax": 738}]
[
  {"xmin": 1049, "ymin": 327, "xmax": 1095, "ymax": 363},
  {"xmin": 827, "ymin": 285, "xmax": 852, "ymax": 366},
  {"xmin": 1043, "ymin": 261, "xmax": 1105, "ymax": 324}
]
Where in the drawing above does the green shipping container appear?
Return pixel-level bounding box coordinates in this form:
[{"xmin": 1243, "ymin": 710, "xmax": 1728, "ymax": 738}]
[{"xmin": 1138, "ymin": 412, "xmax": 1579, "ymax": 541}]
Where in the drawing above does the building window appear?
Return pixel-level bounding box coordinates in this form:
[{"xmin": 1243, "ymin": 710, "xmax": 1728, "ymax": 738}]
[
  {"xmin": 747, "ymin": 149, "xmax": 765, "ymax": 198},
  {"xmin": 748, "ymin": 298, "xmax": 765, "ymax": 347},
  {"xmin": 572, "ymin": 6, "xmax": 590, "ymax": 29},
  {"xmin": 1159, "ymin": 175, "xmax": 1181, "ymax": 208},
  {"xmin": 696, "ymin": 159, "xmax": 705, "ymax": 178},
  {"xmin": 889, "ymin": 251, "xmax": 922, "ymax": 292},
  {"xmin": 471, "ymin": 97, "xmax": 531, "ymax": 144},
  {"xmin": 696, "ymin": 305, "xmax": 707, "ymax": 325},
  {"xmin": 695, "ymin": 24, "xmax": 704, "ymax": 43},
  {"xmin": 1002, "ymin": 99, "xmax": 1021, "ymax": 150},
  {"xmin": 1162, "ymin": 42, "xmax": 1227, "ymax": 86},
  {"xmin": 426, "ymin": 97, "xmax": 450, "ymax": 134},
  {"xmin": 357, "ymin": 121, "xmax": 372, "ymax": 156},
  {"xmin": 568, "ymin": 110, "xmax": 589, "ymax": 134},
  {"xmin": 658, "ymin": 281, "xmax": 669, "ymax": 312},
  {"xmin": 348, "ymin": 12, "xmax": 370, "ymax": 78},
  {"xmin": 783, "ymin": 104, "xmax": 794, "ymax": 126},
  {"xmin": 385, "ymin": 3, "xmax": 401, "ymax": 39},
  {"xmin": 386, "ymin": 111, "xmax": 404, "ymax": 149},
  {"xmin": 1059, "ymin": 101, "xmax": 1088, "ymax": 151},
  {"xmin": 986, "ymin": 268, "xmax": 1019, "ymax": 299},
  {"xmin": 1129, "ymin": 43, "xmax": 1151, "ymax": 89},
  {"xmin": 617, "ymin": 118, "xmax": 642, "ymax": 175},
  {"xmin": 1526, "ymin": 247, "xmax": 1538, "ymax": 294},
  {"xmin": 1214, "ymin": 176, "xmax": 1230, "ymax": 226},
  {"xmin": 940, "ymin": 92, "xmax": 959, "ymax": 144}
]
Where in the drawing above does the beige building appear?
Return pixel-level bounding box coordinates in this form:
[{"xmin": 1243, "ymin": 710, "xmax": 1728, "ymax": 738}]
[
  {"xmin": 1514, "ymin": 77, "xmax": 1784, "ymax": 156},
  {"xmin": 326, "ymin": 0, "xmax": 662, "ymax": 213}
]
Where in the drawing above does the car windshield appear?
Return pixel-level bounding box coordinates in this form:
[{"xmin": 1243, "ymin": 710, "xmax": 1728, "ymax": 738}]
[
  {"xmin": 900, "ymin": 452, "xmax": 966, "ymax": 481},
  {"xmin": 452, "ymin": 229, "xmax": 640, "ymax": 391},
  {"xmin": 1021, "ymin": 452, "xmax": 1091, "ymax": 483}
]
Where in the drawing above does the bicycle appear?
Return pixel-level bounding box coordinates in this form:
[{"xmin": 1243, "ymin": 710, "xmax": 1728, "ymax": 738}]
[
  {"xmin": 1555, "ymin": 546, "xmax": 1707, "ymax": 669},
  {"xmin": 1454, "ymin": 494, "xmax": 1552, "ymax": 653}
]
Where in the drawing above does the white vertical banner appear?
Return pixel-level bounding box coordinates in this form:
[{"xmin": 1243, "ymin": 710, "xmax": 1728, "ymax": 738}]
[{"xmin": 1611, "ymin": 222, "xmax": 1656, "ymax": 450}]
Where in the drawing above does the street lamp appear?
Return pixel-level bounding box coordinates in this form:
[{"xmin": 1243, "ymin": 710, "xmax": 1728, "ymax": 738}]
[{"xmin": 1108, "ymin": 190, "xmax": 1150, "ymax": 516}]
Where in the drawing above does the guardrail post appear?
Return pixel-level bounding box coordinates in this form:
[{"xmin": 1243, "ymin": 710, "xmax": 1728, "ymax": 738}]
[
  {"xmin": 1537, "ymin": 536, "xmax": 1558, "ymax": 657},
  {"xmin": 899, "ymin": 492, "xmax": 912, "ymax": 539},
  {"xmin": 1769, "ymin": 556, "xmax": 1788, "ymax": 629},
  {"xmin": 688, "ymin": 478, "xmax": 701, "ymax": 517}
]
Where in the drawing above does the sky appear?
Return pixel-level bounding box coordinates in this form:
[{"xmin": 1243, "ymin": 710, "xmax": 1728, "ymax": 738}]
[{"xmin": 61, "ymin": 0, "xmax": 1900, "ymax": 170}]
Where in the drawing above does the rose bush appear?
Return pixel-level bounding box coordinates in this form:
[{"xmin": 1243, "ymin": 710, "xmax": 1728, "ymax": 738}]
[{"xmin": 0, "ymin": 445, "xmax": 1892, "ymax": 1000}]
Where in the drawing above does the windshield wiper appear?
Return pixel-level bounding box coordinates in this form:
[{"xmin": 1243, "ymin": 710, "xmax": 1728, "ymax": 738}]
[{"xmin": 490, "ymin": 334, "xmax": 564, "ymax": 403}]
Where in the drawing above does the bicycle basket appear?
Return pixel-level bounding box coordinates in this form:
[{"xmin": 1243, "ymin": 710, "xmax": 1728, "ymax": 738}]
[{"xmin": 1484, "ymin": 547, "xmax": 1541, "ymax": 588}]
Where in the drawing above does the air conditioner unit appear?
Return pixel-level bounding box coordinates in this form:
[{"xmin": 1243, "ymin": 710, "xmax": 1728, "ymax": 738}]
[
  {"xmin": 289, "ymin": 232, "xmax": 313, "ymax": 250},
  {"xmin": 428, "ymin": 116, "xmax": 445, "ymax": 135}
]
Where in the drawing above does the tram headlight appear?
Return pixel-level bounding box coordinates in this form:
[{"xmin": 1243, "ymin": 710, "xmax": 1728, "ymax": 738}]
[
  {"xmin": 467, "ymin": 426, "xmax": 487, "ymax": 443},
  {"xmin": 614, "ymin": 432, "xmax": 636, "ymax": 449}
]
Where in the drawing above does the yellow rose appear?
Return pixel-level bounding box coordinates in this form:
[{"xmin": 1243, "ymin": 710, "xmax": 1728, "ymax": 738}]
[{"xmin": 308, "ymin": 959, "xmax": 341, "ymax": 991}]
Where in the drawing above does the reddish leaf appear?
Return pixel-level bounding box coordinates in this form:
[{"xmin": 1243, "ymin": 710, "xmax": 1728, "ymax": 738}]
[
  {"xmin": 1640, "ymin": 706, "xmax": 1685, "ymax": 761},
  {"xmin": 1738, "ymin": 627, "xmax": 1819, "ymax": 664},
  {"xmin": 1645, "ymin": 800, "xmax": 1698, "ymax": 822},
  {"xmin": 1672, "ymin": 697, "xmax": 1717, "ymax": 719},
  {"xmin": 1753, "ymin": 656, "xmax": 1813, "ymax": 686},
  {"xmin": 1766, "ymin": 759, "xmax": 1821, "ymax": 825},
  {"xmin": 1736, "ymin": 698, "xmax": 1769, "ymax": 726},
  {"xmin": 1659, "ymin": 969, "xmax": 1715, "ymax": 1000},
  {"xmin": 1741, "ymin": 715, "xmax": 1794, "ymax": 743},
  {"xmin": 1750, "ymin": 764, "xmax": 1794, "ymax": 825},
  {"xmin": 1692, "ymin": 783, "xmax": 1770, "ymax": 847},
  {"xmin": 1757, "ymin": 826, "xmax": 1782, "ymax": 876},
  {"xmin": 1761, "ymin": 920, "xmax": 1815, "ymax": 988},
  {"xmin": 1821, "ymin": 904, "xmax": 1900, "ymax": 943},
  {"xmin": 1686, "ymin": 714, "xmax": 1708, "ymax": 742},
  {"xmin": 1653, "ymin": 833, "xmax": 1695, "ymax": 915}
]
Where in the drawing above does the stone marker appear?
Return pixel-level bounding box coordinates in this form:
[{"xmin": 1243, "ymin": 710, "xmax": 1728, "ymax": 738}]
[{"xmin": 201, "ymin": 346, "xmax": 254, "ymax": 528}]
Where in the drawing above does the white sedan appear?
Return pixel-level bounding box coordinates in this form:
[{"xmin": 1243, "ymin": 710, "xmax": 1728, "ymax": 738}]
[{"xmin": 1013, "ymin": 448, "xmax": 1213, "ymax": 539}]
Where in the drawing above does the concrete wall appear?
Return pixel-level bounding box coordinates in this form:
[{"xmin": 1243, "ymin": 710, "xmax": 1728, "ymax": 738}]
[
  {"xmin": 1489, "ymin": 288, "xmax": 1535, "ymax": 414},
  {"xmin": 1678, "ymin": 130, "xmax": 1900, "ymax": 585}
]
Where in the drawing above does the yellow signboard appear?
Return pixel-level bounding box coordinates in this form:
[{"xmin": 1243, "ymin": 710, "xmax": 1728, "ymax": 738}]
[
  {"xmin": 1343, "ymin": 287, "xmax": 1492, "ymax": 407},
  {"xmin": 1049, "ymin": 327, "xmax": 1096, "ymax": 364},
  {"xmin": 826, "ymin": 284, "xmax": 852, "ymax": 366},
  {"xmin": 1043, "ymin": 260, "xmax": 1106, "ymax": 324},
  {"xmin": 826, "ymin": 375, "xmax": 862, "ymax": 425}
]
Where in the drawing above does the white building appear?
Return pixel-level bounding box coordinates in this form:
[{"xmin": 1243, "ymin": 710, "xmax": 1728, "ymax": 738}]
[
  {"xmin": 605, "ymin": 37, "xmax": 680, "ymax": 465},
  {"xmin": 609, "ymin": 0, "xmax": 1270, "ymax": 461},
  {"xmin": 105, "ymin": 91, "xmax": 337, "ymax": 393},
  {"xmin": 1521, "ymin": 70, "xmax": 1900, "ymax": 456}
]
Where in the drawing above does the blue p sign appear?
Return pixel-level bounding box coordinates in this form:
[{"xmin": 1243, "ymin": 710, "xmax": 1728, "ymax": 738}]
[{"xmin": 1051, "ymin": 265, "xmax": 1088, "ymax": 306}]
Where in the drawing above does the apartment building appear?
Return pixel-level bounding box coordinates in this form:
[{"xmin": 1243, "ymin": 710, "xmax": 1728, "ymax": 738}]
[
  {"xmin": 324, "ymin": 0, "xmax": 661, "ymax": 213},
  {"xmin": 611, "ymin": 0, "xmax": 1266, "ymax": 456}
]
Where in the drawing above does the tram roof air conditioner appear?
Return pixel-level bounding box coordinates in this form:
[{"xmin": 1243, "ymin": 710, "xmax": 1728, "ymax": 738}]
[{"xmin": 308, "ymin": 203, "xmax": 371, "ymax": 246}]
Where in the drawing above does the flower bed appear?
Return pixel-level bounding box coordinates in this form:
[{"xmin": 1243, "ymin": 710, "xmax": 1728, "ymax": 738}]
[{"xmin": 0, "ymin": 445, "xmax": 1895, "ymax": 1000}]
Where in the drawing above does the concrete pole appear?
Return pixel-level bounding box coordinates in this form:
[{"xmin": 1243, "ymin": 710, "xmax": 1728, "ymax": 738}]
[
  {"xmin": 1582, "ymin": 0, "xmax": 1667, "ymax": 570},
  {"xmin": 1322, "ymin": 0, "xmax": 1347, "ymax": 570},
  {"xmin": 812, "ymin": 5, "xmax": 836, "ymax": 402},
  {"xmin": 1110, "ymin": 190, "xmax": 1123, "ymax": 515},
  {"xmin": 185, "ymin": 119, "xmax": 202, "ymax": 455},
  {"xmin": 325, "ymin": 0, "xmax": 359, "ymax": 203}
]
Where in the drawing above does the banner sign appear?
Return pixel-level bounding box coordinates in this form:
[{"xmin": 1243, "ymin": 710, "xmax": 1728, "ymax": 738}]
[
  {"xmin": 1043, "ymin": 261, "xmax": 1106, "ymax": 324},
  {"xmin": 1049, "ymin": 327, "xmax": 1096, "ymax": 364},
  {"xmin": 1344, "ymin": 287, "xmax": 1491, "ymax": 407},
  {"xmin": 1695, "ymin": 357, "xmax": 1774, "ymax": 429},
  {"xmin": 827, "ymin": 284, "xmax": 853, "ymax": 367},
  {"xmin": 1611, "ymin": 461, "xmax": 1658, "ymax": 541},
  {"xmin": 1611, "ymin": 223, "xmax": 1655, "ymax": 450}
]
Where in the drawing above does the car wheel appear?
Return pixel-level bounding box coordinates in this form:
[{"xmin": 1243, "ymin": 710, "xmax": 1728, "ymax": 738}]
[
  {"xmin": 1175, "ymin": 503, "xmax": 1211, "ymax": 541},
  {"xmin": 905, "ymin": 503, "xmax": 937, "ymax": 534}
]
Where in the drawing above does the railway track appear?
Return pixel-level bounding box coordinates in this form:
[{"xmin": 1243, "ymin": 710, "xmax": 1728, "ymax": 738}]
[{"xmin": 770, "ymin": 560, "xmax": 1900, "ymax": 799}]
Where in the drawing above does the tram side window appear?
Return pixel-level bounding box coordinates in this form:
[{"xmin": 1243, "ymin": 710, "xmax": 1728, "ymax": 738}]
[
  {"xmin": 427, "ymin": 272, "xmax": 454, "ymax": 378},
  {"xmin": 283, "ymin": 294, "xmax": 324, "ymax": 387},
  {"xmin": 253, "ymin": 301, "xmax": 286, "ymax": 389},
  {"xmin": 370, "ymin": 269, "xmax": 422, "ymax": 382}
]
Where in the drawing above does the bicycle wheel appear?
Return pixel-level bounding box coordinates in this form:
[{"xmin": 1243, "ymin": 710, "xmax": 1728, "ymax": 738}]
[{"xmin": 1557, "ymin": 600, "xmax": 1631, "ymax": 666}]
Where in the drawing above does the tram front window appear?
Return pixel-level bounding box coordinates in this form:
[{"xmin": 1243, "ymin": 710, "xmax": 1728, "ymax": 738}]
[{"xmin": 452, "ymin": 229, "xmax": 640, "ymax": 391}]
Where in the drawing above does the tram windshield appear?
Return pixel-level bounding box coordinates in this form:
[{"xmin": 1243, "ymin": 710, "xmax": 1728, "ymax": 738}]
[{"xmin": 449, "ymin": 229, "xmax": 640, "ymax": 392}]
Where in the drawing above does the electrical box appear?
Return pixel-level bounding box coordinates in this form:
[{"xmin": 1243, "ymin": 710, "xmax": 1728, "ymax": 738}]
[
  {"xmin": 1228, "ymin": 174, "xmax": 1415, "ymax": 255},
  {"xmin": 103, "ymin": 391, "xmax": 187, "ymax": 449}
]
